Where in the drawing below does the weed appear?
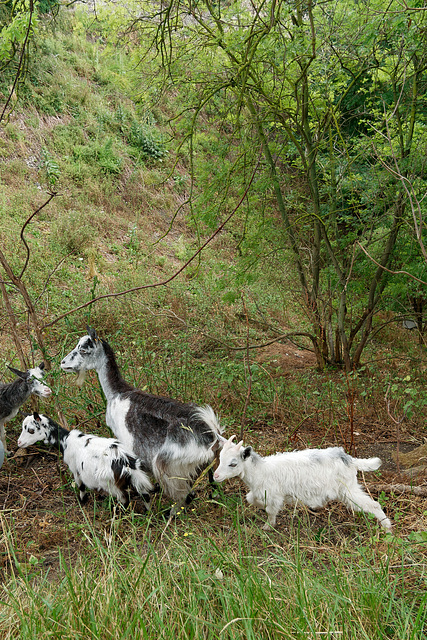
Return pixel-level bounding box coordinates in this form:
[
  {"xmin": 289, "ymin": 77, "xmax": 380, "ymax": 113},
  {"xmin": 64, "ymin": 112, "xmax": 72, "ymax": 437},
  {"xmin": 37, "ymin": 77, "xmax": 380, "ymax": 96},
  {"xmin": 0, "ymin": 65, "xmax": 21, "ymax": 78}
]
[
  {"xmin": 3, "ymin": 123, "xmax": 23, "ymax": 142},
  {"xmin": 40, "ymin": 148, "xmax": 61, "ymax": 187},
  {"xmin": 51, "ymin": 209, "xmax": 94, "ymax": 254}
]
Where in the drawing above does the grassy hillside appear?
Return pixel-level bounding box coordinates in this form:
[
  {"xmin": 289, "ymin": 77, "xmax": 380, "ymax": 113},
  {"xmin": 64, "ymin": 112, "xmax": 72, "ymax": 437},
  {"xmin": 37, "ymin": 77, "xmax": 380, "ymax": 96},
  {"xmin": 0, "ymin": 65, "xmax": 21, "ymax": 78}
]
[{"xmin": 0, "ymin": 8, "xmax": 427, "ymax": 639}]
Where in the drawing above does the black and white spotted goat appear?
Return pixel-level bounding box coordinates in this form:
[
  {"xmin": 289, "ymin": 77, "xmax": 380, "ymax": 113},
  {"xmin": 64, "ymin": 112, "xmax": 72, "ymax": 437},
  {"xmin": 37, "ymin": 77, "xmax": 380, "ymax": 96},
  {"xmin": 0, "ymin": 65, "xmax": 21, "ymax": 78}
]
[
  {"xmin": 18, "ymin": 412, "xmax": 154, "ymax": 508},
  {"xmin": 60, "ymin": 328, "xmax": 223, "ymax": 510},
  {"xmin": 214, "ymin": 436, "xmax": 392, "ymax": 532},
  {"xmin": 0, "ymin": 363, "xmax": 52, "ymax": 454}
]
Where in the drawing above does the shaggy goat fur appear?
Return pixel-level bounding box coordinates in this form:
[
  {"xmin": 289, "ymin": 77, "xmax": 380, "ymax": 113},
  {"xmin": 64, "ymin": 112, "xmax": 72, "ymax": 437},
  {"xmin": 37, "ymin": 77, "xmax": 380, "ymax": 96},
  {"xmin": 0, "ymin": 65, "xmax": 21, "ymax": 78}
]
[
  {"xmin": 18, "ymin": 412, "xmax": 153, "ymax": 508},
  {"xmin": 60, "ymin": 328, "xmax": 223, "ymax": 508},
  {"xmin": 214, "ymin": 436, "xmax": 392, "ymax": 531}
]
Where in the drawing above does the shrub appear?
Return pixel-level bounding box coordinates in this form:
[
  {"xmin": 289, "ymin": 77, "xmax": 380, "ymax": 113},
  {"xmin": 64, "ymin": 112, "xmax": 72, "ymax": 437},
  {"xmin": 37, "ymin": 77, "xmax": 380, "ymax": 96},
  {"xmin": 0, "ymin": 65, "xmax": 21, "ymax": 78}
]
[{"xmin": 126, "ymin": 121, "xmax": 167, "ymax": 160}]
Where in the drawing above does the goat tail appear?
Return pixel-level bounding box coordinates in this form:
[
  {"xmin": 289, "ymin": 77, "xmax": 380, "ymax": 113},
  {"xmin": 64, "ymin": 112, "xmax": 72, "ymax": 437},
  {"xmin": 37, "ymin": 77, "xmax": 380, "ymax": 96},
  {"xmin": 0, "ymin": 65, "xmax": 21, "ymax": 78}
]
[
  {"xmin": 353, "ymin": 456, "xmax": 382, "ymax": 472},
  {"xmin": 193, "ymin": 404, "xmax": 223, "ymax": 434},
  {"xmin": 130, "ymin": 459, "xmax": 154, "ymax": 495}
]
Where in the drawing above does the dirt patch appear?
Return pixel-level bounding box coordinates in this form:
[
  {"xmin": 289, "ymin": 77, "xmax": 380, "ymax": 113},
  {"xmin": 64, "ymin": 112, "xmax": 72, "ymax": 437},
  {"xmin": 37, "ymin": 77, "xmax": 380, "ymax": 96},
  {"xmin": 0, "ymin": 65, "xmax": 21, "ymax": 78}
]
[
  {"xmin": 1, "ymin": 399, "xmax": 426, "ymax": 578},
  {"xmin": 255, "ymin": 343, "xmax": 317, "ymax": 375}
]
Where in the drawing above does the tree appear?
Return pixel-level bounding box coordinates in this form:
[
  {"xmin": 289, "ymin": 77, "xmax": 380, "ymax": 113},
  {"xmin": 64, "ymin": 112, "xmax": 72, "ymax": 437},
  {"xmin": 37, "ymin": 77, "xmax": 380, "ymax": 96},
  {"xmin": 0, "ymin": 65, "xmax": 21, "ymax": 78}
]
[
  {"xmin": 0, "ymin": 0, "xmax": 38, "ymax": 123},
  {"xmin": 120, "ymin": 0, "xmax": 427, "ymax": 370}
]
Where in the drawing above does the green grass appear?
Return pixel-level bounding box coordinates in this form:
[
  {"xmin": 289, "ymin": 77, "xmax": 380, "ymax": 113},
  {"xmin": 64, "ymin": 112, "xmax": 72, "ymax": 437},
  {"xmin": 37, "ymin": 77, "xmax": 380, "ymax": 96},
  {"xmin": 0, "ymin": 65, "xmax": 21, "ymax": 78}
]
[{"xmin": 0, "ymin": 506, "xmax": 426, "ymax": 640}]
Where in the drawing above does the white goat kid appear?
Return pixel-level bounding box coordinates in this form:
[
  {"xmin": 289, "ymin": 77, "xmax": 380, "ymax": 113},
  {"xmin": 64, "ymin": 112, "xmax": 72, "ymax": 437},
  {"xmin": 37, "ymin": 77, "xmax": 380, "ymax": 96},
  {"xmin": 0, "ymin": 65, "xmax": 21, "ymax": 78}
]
[
  {"xmin": 18, "ymin": 412, "xmax": 154, "ymax": 508},
  {"xmin": 214, "ymin": 436, "xmax": 392, "ymax": 532},
  {"xmin": 60, "ymin": 328, "xmax": 223, "ymax": 510},
  {"xmin": 0, "ymin": 363, "xmax": 51, "ymax": 454}
]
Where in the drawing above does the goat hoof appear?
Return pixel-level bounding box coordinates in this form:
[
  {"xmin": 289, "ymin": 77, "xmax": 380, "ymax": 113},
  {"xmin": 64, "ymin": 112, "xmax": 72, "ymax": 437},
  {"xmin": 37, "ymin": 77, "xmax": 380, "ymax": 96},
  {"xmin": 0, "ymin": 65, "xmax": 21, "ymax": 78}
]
[{"xmin": 185, "ymin": 491, "xmax": 196, "ymax": 506}]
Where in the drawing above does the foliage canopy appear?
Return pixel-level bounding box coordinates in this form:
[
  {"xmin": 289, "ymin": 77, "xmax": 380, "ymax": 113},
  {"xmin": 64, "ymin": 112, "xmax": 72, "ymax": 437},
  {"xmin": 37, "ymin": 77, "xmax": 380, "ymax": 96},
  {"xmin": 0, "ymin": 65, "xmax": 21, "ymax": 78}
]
[{"xmin": 104, "ymin": 0, "xmax": 427, "ymax": 369}]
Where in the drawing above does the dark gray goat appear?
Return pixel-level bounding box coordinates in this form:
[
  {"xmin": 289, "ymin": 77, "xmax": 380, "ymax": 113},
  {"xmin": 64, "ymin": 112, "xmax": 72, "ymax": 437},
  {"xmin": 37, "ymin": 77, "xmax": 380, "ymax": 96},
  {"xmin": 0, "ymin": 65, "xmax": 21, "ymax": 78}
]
[{"xmin": 0, "ymin": 363, "xmax": 52, "ymax": 454}]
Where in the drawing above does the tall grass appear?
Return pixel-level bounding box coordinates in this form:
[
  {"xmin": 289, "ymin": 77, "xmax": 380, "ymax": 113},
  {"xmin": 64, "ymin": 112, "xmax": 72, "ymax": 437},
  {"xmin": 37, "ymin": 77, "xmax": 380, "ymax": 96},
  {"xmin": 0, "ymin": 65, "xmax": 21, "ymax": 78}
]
[{"xmin": 0, "ymin": 503, "xmax": 426, "ymax": 640}]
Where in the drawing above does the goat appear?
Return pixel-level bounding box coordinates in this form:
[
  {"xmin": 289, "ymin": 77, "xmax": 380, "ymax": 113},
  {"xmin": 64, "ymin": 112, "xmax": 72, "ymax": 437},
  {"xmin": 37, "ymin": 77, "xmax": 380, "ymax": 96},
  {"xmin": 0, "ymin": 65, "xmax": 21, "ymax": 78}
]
[
  {"xmin": 60, "ymin": 328, "xmax": 223, "ymax": 510},
  {"xmin": 0, "ymin": 363, "xmax": 52, "ymax": 454},
  {"xmin": 214, "ymin": 436, "xmax": 392, "ymax": 532},
  {"xmin": 18, "ymin": 412, "xmax": 154, "ymax": 508}
]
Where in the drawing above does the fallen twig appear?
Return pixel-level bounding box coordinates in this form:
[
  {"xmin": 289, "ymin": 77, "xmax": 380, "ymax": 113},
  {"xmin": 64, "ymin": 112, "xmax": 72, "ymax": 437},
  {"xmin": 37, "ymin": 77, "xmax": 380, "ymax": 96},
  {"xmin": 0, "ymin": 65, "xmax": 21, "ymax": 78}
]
[{"xmin": 368, "ymin": 483, "xmax": 427, "ymax": 497}]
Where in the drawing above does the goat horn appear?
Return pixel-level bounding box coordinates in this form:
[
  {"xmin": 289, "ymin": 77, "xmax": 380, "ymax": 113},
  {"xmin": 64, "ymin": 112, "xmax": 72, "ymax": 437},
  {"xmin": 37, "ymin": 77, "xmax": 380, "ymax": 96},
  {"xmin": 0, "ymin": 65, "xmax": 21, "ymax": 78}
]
[
  {"xmin": 7, "ymin": 366, "xmax": 27, "ymax": 379},
  {"xmin": 87, "ymin": 326, "xmax": 98, "ymax": 342}
]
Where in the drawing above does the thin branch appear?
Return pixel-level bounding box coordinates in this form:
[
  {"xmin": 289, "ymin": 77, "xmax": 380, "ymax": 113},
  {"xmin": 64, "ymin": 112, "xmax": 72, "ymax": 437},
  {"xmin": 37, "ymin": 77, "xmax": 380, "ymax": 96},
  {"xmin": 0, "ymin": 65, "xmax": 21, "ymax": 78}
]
[
  {"xmin": 385, "ymin": 383, "xmax": 408, "ymax": 473},
  {"xmin": 43, "ymin": 154, "xmax": 262, "ymax": 329},
  {"xmin": 369, "ymin": 483, "xmax": 427, "ymax": 497},
  {"xmin": 240, "ymin": 297, "xmax": 252, "ymax": 440},
  {"xmin": 0, "ymin": 0, "xmax": 34, "ymax": 125},
  {"xmin": 19, "ymin": 192, "xmax": 58, "ymax": 280},
  {"xmin": 356, "ymin": 241, "xmax": 427, "ymax": 286},
  {"xmin": 34, "ymin": 252, "xmax": 73, "ymax": 305}
]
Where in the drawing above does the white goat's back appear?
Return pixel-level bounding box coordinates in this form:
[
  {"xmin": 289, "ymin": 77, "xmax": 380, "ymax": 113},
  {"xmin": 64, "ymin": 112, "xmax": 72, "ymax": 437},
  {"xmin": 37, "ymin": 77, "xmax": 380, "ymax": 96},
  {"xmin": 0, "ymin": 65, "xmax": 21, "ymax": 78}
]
[
  {"xmin": 250, "ymin": 448, "xmax": 363, "ymax": 509},
  {"xmin": 64, "ymin": 430, "xmax": 150, "ymax": 492}
]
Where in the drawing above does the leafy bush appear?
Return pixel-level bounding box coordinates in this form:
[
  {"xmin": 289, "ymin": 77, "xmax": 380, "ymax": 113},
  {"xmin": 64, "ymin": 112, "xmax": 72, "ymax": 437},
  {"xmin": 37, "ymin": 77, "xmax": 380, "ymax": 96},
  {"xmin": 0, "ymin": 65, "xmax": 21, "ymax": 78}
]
[
  {"xmin": 72, "ymin": 138, "xmax": 122, "ymax": 175},
  {"xmin": 126, "ymin": 121, "xmax": 167, "ymax": 160}
]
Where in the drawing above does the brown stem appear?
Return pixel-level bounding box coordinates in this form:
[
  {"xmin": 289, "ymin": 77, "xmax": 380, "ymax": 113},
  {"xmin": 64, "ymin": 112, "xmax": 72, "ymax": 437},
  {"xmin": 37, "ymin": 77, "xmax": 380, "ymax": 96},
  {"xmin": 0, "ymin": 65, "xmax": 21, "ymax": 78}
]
[
  {"xmin": 240, "ymin": 297, "xmax": 252, "ymax": 440},
  {"xmin": 0, "ymin": 281, "xmax": 29, "ymax": 369}
]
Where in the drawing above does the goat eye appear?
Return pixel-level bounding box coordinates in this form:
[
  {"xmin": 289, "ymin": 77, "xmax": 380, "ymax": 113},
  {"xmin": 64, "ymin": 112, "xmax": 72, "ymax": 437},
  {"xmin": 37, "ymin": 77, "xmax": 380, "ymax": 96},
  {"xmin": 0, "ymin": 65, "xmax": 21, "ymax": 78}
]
[
  {"xmin": 28, "ymin": 428, "xmax": 35, "ymax": 434},
  {"xmin": 229, "ymin": 461, "xmax": 237, "ymax": 468}
]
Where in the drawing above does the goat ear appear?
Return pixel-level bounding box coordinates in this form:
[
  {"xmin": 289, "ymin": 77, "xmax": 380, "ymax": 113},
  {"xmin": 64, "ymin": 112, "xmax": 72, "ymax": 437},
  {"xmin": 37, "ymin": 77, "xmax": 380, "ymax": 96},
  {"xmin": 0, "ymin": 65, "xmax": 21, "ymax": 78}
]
[
  {"xmin": 38, "ymin": 362, "xmax": 45, "ymax": 370},
  {"xmin": 87, "ymin": 326, "xmax": 98, "ymax": 342},
  {"xmin": 211, "ymin": 434, "xmax": 227, "ymax": 453},
  {"xmin": 216, "ymin": 434, "xmax": 228, "ymax": 445},
  {"xmin": 242, "ymin": 446, "xmax": 252, "ymax": 460},
  {"xmin": 33, "ymin": 412, "xmax": 41, "ymax": 421},
  {"xmin": 8, "ymin": 366, "xmax": 27, "ymax": 380}
]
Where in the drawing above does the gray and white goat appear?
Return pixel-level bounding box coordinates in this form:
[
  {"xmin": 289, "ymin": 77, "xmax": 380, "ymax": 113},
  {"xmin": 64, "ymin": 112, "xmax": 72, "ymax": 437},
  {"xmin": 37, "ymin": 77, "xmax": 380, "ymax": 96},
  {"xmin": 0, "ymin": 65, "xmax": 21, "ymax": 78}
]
[
  {"xmin": 214, "ymin": 436, "xmax": 392, "ymax": 532},
  {"xmin": 0, "ymin": 363, "xmax": 51, "ymax": 454},
  {"xmin": 60, "ymin": 328, "xmax": 223, "ymax": 509},
  {"xmin": 18, "ymin": 412, "xmax": 154, "ymax": 508}
]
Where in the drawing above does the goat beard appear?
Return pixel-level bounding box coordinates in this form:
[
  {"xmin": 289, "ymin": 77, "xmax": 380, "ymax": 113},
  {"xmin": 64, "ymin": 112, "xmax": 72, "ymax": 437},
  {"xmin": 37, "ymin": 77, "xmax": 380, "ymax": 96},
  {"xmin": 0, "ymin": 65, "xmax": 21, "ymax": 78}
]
[{"xmin": 75, "ymin": 369, "xmax": 87, "ymax": 387}]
